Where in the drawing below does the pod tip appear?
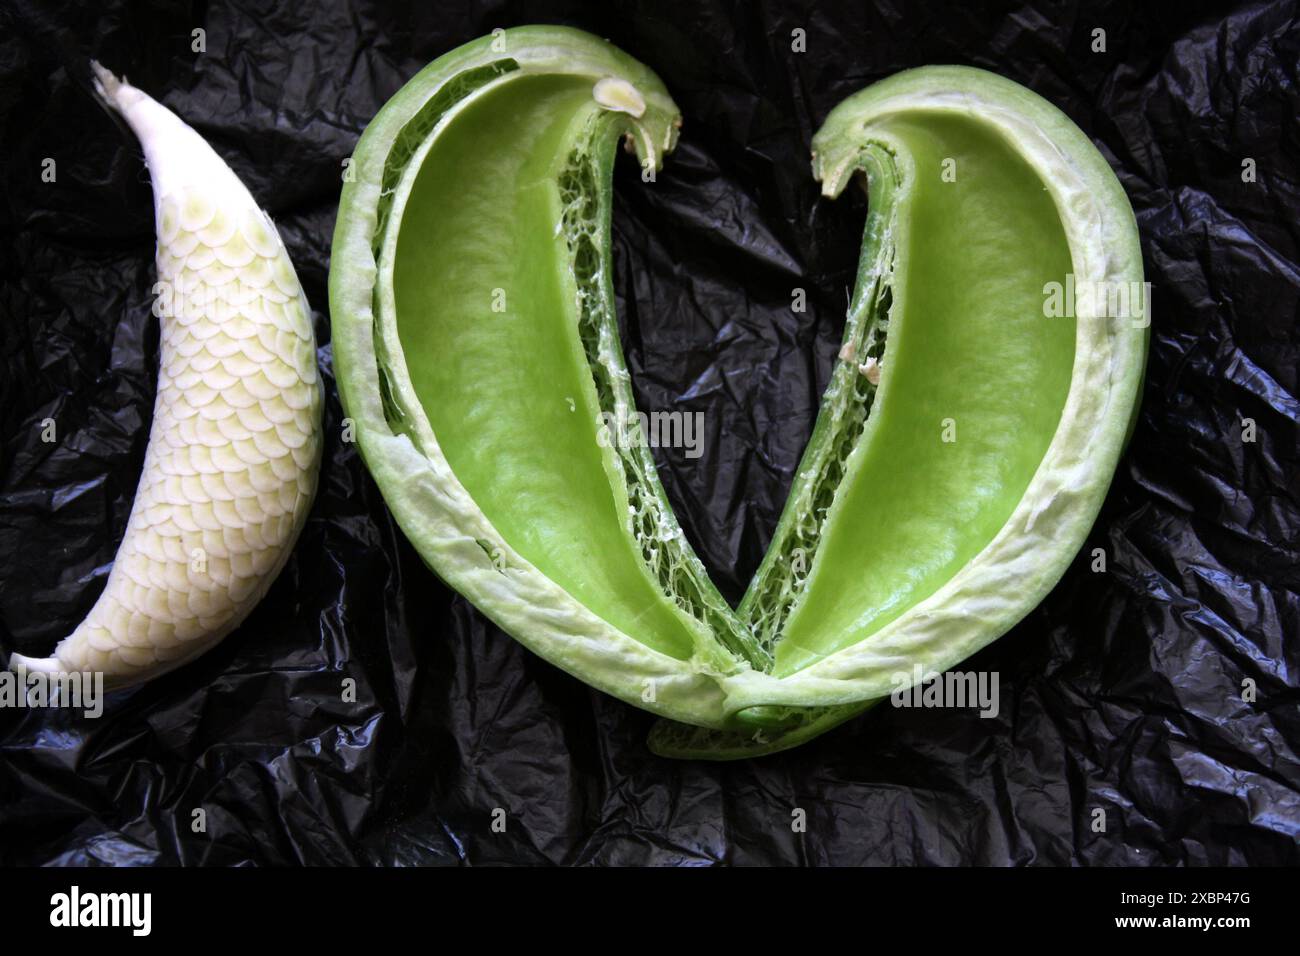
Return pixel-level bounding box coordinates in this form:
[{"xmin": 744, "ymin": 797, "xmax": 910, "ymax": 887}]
[
  {"xmin": 90, "ymin": 60, "xmax": 120, "ymax": 99},
  {"xmin": 89, "ymin": 60, "xmax": 143, "ymax": 116},
  {"xmin": 7, "ymin": 652, "xmax": 62, "ymax": 673}
]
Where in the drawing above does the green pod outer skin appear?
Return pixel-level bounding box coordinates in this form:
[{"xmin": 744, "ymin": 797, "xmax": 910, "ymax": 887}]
[
  {"xmin": 331, "ymin": 27, "xmax": 745, "ymax": 730},
  {"xmin": 653, "ymin": 67, "xmax": 1148, "ymax": 758},
  {"xmin": 332, "ymin": 32, "xmax": 1147, "ymax": 758},
  {"xmin": 739, "ymin": 67, "xmax": 1147, "ymax": 701}
]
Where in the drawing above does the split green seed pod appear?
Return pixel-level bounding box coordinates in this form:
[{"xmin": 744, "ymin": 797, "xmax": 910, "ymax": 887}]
[
  {"xmin": 8, "ymin": 65, "xmax": 323, "ymax": 690},
  {"xmin": 330, "ymin": 29, "xmax": 1147, "ymax": 758}
]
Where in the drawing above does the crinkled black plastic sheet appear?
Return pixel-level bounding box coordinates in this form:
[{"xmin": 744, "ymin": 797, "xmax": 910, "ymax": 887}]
[{"xmin": 1, "ymin": 0, "xmax": 1297, "ymax": 866}]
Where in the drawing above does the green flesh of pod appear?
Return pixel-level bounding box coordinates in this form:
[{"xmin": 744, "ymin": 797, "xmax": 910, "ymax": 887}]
[
  {"xmin": 330, "ymin": 32, "xmax": 1148, "ymax": 759},
  {"xmin": 771, "ymin": 117, "xmax": 1076, "ymax": 677},
  {"xmin": 381, "ymin": 70, "xmax": 753, "ymax": 666},
  {"xmin": 390, "ymin": 76, "xmax": 697, "ymax": 660}
]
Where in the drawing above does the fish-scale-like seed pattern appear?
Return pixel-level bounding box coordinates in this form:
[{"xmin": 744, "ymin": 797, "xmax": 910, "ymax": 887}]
[{"xmin": 57, "ymin": 194, "xmax": 321, "ymax": 675}]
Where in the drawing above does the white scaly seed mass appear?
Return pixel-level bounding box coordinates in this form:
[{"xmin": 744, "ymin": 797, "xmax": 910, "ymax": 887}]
[{"xmin": 9, "ymin": 66, "xmax": 321, "ymax": 685}]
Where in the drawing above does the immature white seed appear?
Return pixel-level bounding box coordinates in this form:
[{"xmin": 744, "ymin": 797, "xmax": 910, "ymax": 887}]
[{"xmin": 592, "ymin": 77, "xmax": 646, "ymax": 118}]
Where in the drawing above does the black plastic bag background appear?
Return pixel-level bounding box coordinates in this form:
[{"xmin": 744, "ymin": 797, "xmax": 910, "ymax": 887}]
[{"xmin": 2, "ymin": 0, "xmax": 1298, "ymax": 866}]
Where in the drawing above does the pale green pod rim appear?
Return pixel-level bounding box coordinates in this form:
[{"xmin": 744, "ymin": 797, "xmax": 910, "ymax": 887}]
[
  {"xmin": 716, "ymin": 65, "xmax": 1148, "ymax": 715},
  {"xmin": 330, "ymin": 26, "xmax": 743, "ymax": 729},
  {"xmin": 651, "ymin": 65, "xmax": 1147, "ymax": 756}
]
